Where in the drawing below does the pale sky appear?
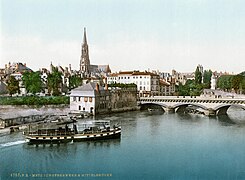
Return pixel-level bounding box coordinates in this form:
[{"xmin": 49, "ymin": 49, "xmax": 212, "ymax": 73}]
[{"xmin": 1, "ymin": 0, "xmax": 245, "ymax": 74}]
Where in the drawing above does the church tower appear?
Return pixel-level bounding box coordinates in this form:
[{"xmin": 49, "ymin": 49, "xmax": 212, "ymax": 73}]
[{"xmin": 80, "ymin": 28, "xmax": 90, "ymax": 77}]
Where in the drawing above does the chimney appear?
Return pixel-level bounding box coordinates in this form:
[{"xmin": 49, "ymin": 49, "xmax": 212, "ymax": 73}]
[
  {"xmin": 69, "ymin": 64, "xmax": 72, "ymax": 72},
  {"xmin": 96, "ymin": 83, "xmax": 99, "ymax": 92}
]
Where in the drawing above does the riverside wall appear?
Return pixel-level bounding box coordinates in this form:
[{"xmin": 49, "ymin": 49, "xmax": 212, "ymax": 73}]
[{"xmin": 96, "ymin": 87, "xmax": 138, "ymax": 115}]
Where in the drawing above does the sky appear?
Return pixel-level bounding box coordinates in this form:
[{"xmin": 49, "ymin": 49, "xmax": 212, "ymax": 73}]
[{"xmin": 1, "ymin": 0, "xmax": 245, "ymax": 74}]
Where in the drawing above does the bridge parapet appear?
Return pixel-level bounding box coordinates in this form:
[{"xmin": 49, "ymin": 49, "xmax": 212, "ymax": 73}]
[
  {"xmin": 139, "ymin": 96, "xmax": 245, "ymax": 104},
  {"xmin": 138, "ymin": 96, "xmax": 245, "ymax": 116}
]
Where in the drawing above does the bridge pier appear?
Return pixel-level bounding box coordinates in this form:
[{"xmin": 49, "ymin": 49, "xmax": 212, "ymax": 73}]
[
  {"xmin": 166, "ymin": 107, "xmax": 175, "ymax": 114},
  {"xmin": 205, "ymin": 108, "xmax": 216, "ymax": 116}
]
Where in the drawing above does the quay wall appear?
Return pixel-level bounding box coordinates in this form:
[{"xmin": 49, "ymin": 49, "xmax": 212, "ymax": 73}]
[{"xmin": 96, "ymin": 87, "xmax": 138, "ymax": 115}]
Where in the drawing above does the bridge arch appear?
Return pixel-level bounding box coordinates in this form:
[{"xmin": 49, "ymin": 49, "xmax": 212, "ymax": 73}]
[
  {"xmin": 172, "ymin": 103, "xmax": 209, "ymax": 111},
  {"xmin": 214, "ymin": 104, "xmax": 245, "ymax": 115},
  {"xmin": 139, "ymin": 102, "xmax": 167, "ymax": 111}
]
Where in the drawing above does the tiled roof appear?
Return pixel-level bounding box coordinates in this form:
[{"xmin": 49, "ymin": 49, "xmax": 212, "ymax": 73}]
[
  {"xmin": 72, "ymin": 82, "xmax": 97, "ymax": 91},
  {"xmin": 118, "ymin": 71, "xmax": 158, "ymax": 76}
]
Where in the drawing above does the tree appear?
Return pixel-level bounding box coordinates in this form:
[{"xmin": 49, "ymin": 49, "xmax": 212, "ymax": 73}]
[
  {"xmin": 7, "ymin": 76, "xmax": 20, "ymax": 96},
  {"xmin": 47, "ymin": 67, "xmax": 62, "ymax": 96},
  {"xmin": 217, "ymin": 75, "xmax": 233, "ymax": 91},
  {"xmin": 69, "ymin": 75, "xmax": 83, "ymax": 90},
  {"xmin": 22, "ymin": 71, "xmax": 43, "ymax": 95},
  {"xmin": 195, "ymin": 66, "xmax": 202, "ymax": 84},
  {"xmin": 232, "ymin": 75, "xmax": 243, "ymax": 93},
  {"xmin": 203, "ymin": 70, "xmax": 212, "ymax": 88}
]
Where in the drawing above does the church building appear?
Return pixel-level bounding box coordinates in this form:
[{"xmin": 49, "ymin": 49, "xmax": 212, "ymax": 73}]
[{"xmin": 80, "ymin": 28, "xmax": 111, "ymax": 78}]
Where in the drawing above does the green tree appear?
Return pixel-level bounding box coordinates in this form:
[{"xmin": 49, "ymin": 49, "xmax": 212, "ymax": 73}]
[
  {"xmin": 69, "ymin": 75, "xmax": 83, "ymax": 90},
  {"xmin": 7, "ymin": 76, "xmax": 20, "ymax": 96},
  {"xmin": 22, "ymin": 71, "xmax": 43, "ymax": 95},
  {"xmin": 232, "ymin": 75, "xmax": 243, "ymax": 93},
  {"xmin": 195, "ymin": 66, "xmax": 202, "ymax": 84},
  {"xmin": 217, "ymin": 75, "xmax": 233, "ymax": 91},
  {"xmin": 203, "ymin": 70, "xmax": 212, "ymax": 88},
  {"xmin": 47, "ymin": 67, "xmax": 62, "ymax": 96}
]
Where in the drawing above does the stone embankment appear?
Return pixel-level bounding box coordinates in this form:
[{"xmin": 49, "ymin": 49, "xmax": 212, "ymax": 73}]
[{"xmin": 0, "ymin": 105, "xmax": 70, "ymax": 130}]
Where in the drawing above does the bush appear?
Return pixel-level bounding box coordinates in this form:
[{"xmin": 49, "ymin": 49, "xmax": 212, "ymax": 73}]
[{"xmin": 0, "ymin": 96, "xmax": 69, "ymax": 105}]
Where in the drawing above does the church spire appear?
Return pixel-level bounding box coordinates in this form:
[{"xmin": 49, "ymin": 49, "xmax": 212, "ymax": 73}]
[
  {"xmin": 83, "ymin": 27, "xmax": 87, "ymax": 45},
  {"xmin": 80, "ymin": 27, "xmax": 90, "ymax": 77}
]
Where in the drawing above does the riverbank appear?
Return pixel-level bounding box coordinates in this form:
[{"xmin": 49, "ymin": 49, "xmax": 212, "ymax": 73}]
[{"xmin": 0, "ymin": 105, "xmax": 70, "ymax": 129}]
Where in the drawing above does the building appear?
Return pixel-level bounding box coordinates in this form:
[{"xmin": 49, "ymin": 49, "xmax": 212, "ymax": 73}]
[
  {"xmin": 171, "ymin": 69, "xmax": 195, "ymax": 85},
  {"xmin": 107, "ymin": 71, "xmax": 160, "ymax": 97},
  {"xmin": 70, "ymin": 82, "xmax": 109, "ymax": 115},
  {"xmin": 70, "ymin": 82, "xmax": 137, "ymax": 115},
  {"xmin": 79, "ymin": 28, "xmax": 111, "ymax": 78},
  {"xmin": 4, "ymin": 62, "xmax": 32, "ymax": 75},
  {"xmin": 211, "ymin": 73, "xmax": 218, "ymax": 90}
]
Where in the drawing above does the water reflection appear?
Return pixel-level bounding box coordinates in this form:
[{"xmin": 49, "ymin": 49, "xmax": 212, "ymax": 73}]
[{"xmin": 216, "ymin": 115, "xmax": 236, "ymax": 125}]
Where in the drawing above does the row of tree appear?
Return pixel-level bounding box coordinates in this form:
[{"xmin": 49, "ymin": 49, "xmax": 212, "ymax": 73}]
[
  {"xmin": 6, "ymin": 67, "xmax": 83, "ymax": 96},
  {"xmin": 217, "ymin": 72, "xmax": 245, "ymax": 93}
]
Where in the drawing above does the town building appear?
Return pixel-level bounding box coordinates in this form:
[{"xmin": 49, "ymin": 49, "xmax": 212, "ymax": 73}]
[
  {"xmin": 171, "ymin": 69, "xmax": 195, "ymax": 85},
  {"xmin": 107, "ymin": 71, "xmax": 160, "ymax": 97},
  {"xmin": 70, "ymin": 82, "xmax": 137, "ymax": 115}
]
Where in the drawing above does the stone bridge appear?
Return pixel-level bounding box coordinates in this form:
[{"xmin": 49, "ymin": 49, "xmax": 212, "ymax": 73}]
[{"xmin": 138, "ymin": 96, "xmax": 245, "ymax": 116}]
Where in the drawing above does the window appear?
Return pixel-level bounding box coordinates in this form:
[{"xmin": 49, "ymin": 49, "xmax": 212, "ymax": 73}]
[
  {"xmin": 78, "ymin": 97, "xmax": 81, "ymax": 101},
  {"xmin": 73, "ymin": 97, "xmax": 76, "ymax": 101},
  {"xmin": 84, "ymin": 97, "xmax": 88, "ymax": 102},
  {"xmin": 128, "ymin": 77, "xmax": 130, "ymax": 79},
  {"xmin": 79, "ymin": 106, "xmax": 81, "ymax": 110},
  {"xmin": 89, "ymin": 97, "xmax": 92, "ymax": 102}
]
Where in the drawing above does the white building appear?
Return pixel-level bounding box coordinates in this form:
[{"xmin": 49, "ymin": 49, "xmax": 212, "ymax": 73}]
[
  {"xmin": 70, "ymin": 82, "xmax": 109, "ymax": 115},
  {"xmin": 211, "ymin": 73, "xmax": 217, "ymax": 90},
  {"xmin": 107, "ymin": 71, "xmax": 160, "ymax": 97}
]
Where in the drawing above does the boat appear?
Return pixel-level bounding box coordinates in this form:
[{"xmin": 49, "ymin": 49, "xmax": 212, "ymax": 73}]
[{"xmin": 23, "ymin": 120, "xmax": 121, "ymax": 144}]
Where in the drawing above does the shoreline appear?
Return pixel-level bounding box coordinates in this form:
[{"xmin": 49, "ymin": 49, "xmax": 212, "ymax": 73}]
[{"xmin": 0, "ymin": 105, "xmax": 140, "ymax": 134}]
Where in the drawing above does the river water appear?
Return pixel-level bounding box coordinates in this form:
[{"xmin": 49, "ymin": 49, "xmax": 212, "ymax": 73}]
[{"xmin": 1, "ymin": 108, "xmax": 245, "ymax": 180}]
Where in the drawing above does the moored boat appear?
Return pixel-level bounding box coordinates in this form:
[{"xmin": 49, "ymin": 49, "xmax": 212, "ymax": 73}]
[{"xmin": 23, "ymin": 120, "xmax": 121, "ymax": 144}]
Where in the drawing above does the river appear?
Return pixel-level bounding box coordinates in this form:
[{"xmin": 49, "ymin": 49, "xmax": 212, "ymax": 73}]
[{"xmin": 1, "ymin": 108, "xmax": 245, "ymax": 179}]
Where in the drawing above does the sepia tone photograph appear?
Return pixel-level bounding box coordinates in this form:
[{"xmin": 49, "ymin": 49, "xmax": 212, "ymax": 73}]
[{"xmin": 1, "ymin": 0, "xmax": 245, "ymax": 179}]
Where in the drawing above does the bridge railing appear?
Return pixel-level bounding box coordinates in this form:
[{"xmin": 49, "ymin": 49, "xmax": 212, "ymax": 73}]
[{"xmin": 139, "ymin": 96, "xmax": 245, "ymax": 100}]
